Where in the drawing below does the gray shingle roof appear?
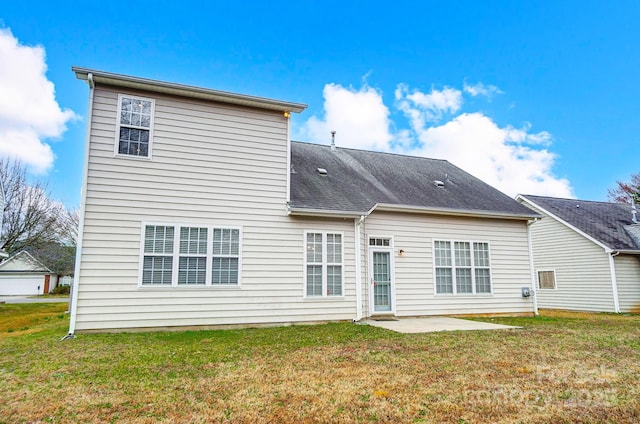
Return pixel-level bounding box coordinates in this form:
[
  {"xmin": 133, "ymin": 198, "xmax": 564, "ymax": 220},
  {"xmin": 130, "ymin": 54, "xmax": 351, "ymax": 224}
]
[
  {"xmin": 289, "ymin": 142, "xmax": 537, "ymax": 218},
  {"xmin": 519, "ymin": 195, "xmax": 640, "ymax": 251}
]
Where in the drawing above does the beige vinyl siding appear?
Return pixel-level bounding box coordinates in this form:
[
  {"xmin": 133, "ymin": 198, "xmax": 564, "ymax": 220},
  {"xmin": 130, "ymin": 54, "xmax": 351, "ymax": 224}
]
[
  {"xmin": 360, "ymin": 211, "xmax": 534, "ymax": 316},
  {"xmin": 75, "ymin": 87, "xmax": 355, "ymax": 331},
  {"xmin": 525, "ymin": 203, "xmax": 616, "ymax": 312},
  {"xmin": 614, "ymin": 255, "xmax": 640, "ymax": 313}
]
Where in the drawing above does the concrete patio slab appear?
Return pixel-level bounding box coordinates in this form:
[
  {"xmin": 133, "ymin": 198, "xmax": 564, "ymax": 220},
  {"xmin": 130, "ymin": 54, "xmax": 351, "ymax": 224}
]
[{"xmin": 363, "ymin": 317, "xmax": 520, "ymax": 333}]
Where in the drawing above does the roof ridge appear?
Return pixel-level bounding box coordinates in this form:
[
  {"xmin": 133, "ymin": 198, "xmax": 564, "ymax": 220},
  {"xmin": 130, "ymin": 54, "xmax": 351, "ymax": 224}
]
[
  {"xmin": 523, "ymin": 194, "xmax": 624, "ymax": 206},
  {"xmin": 290, "ymin": 140, "xmax": 450, "ymax": 162}
]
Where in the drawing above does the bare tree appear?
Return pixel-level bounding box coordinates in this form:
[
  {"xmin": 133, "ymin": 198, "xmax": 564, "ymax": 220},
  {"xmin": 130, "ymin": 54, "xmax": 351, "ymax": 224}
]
[
  {"xmin": 58, "ymin": 207, "xmax": 79, "ymax": 246},
  {"xmin": 27, "ymin": 208, "xmax": 78, "ymax": 275},
  {"xmin": 608, "ymin": 172, "xmax": 640, "ymax": 204},
  {"xmin": 0, "ymin": 159, "xmax": 69, "ymax": 256}
]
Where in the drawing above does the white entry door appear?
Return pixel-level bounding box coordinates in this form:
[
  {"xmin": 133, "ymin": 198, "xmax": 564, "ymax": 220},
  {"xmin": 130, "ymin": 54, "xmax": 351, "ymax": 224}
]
[{"xmin": 369, "ymin": 248, "xmax": 394, "ymax": 314}]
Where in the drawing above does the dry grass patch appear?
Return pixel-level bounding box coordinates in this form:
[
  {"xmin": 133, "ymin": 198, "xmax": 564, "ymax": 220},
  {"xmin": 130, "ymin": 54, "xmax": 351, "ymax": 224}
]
[
  {"xmin": 0, "ymin": 308, "xmax": 639, "ymax": 423},
  {"xmin": 0, "ymin": 302, "xmax": 68, "ymax": 337}
]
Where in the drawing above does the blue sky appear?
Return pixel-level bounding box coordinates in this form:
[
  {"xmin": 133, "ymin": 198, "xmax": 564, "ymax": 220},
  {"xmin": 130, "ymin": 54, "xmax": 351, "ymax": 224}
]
[{"xmin": 1, "ymin": 1, "xmax": 639, "ymax": 208}]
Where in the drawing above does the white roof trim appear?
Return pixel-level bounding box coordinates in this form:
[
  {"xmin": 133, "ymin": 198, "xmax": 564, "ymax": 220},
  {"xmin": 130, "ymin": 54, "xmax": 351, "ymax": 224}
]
[
  {"xmin": 73, "ymin": 67, "xmax": 307, "ymax": 113},
  {"xmin": 370, "ymin": 203, "xmax": 538, "ymax": 220},
  {"xmin": 0, "ymin": 250, "xmax": 52, "ymax": 272},
  {"xmin": 516, "ymin": 194, "xmax": 612, "ymax": 251},
  {"xmin": 287, "ymin": 202, "xmax": 538, "ymax": 221},
  {"xmin": 287, "ymin": 206, "xmax": 363, "ymax": 219},
  {"xmin": 611, "ymin": 249, "xmax": 640, "ymax": 255}
]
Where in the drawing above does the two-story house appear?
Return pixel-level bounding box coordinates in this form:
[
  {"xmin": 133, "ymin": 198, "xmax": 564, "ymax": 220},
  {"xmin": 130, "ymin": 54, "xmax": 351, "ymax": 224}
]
[{"xmin": 69, "ymin": 67, "xmax": 538, "ymax": 333}]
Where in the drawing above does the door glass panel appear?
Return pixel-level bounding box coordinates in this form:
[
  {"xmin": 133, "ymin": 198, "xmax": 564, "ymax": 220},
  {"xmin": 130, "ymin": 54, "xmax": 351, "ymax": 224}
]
[{"xmin": 373, "ymin": 251, "xmax": 391, "ymax": 312}]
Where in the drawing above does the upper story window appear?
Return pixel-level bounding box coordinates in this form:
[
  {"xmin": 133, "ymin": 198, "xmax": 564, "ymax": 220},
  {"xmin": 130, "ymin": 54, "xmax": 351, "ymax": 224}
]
[{"xmin": 116, "ymin": 94, "xmax": 155, "ymax": 158}]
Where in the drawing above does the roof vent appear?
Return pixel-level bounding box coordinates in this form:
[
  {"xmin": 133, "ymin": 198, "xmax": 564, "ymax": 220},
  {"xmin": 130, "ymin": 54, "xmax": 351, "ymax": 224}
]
[
  {"xmin": 433, "ymin": 180, "xmax": 445, "ymax": 188},
  {"xmin": 330, "ymin": 131, "xmax": 336, "ymax": 151},
  {"xmin": 632, "ymin": 199, "xmax": 638, "ymax": 224},
  {"xmin": 290, "ymin": 164, "xmax": 296, "ymax": 174},
  {"xmin": 317, "ymin": 168, "xmax": 328, "ymax": 176}
]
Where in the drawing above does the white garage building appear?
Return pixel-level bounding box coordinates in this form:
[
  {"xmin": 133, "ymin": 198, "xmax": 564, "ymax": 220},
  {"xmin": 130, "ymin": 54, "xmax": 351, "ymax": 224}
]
[{"xmin": 0, "ymin": 251, "xmax": 58, "ymax": 296}]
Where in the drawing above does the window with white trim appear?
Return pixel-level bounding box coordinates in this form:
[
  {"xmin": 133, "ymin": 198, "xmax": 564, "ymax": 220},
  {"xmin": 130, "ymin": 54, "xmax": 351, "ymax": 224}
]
[
  {"xmin": 305, "ymin": 232, "xmax": 343, "ymax": 297},
  {"xmin": 178, "ymin": 227, "xmax": 208, "ymax": 285},
  {"xmin": 537, "ymin": 270, "xmax": 556, "ymax": 290},
  {"xmin": 143, "ymin": 225, "xmax": 174, "ymax": 285},
  {"xmin": 141, "ymin": 224, "xmax": 241, "ymax": 287},
  {"xmin": 116, "ymin": 94, "xmax": 154, "ymax": 157},
  {"xmin": 369, "ymin": 238, "xmax": 390, "ymax": 247},
  {"xmin": 434, "ymin": 240, "xmax": 492, "ymax": 295},
  {"xmin": 212, "ymin": 228, "xmax": 240, "ymax": 285}
]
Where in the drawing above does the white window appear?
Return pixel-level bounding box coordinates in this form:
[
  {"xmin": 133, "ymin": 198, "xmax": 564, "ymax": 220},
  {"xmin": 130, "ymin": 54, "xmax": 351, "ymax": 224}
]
[
  {"xmin": 140, "ymin": 224, "xmax": 241, "ymax": 287},
  {"xmin": 434, "ymin": 240, "xmax": 492, "ymax": 295},
  {"xmin": 178, "ymin": 227, "xmax": 208, "ymax": 285},
  {"xmin": 537, "ymin": 270, "xmax": 556, "ymax": 290},
  {"xmin": 305, "ymin": 232, "xmax": 343, "ymax": 297},
  {"xmin": 142, "ymin": 225, "xmax": 174, "ymax": 285},
  {"xmin": 369, "ymin": 238, "xmax": 390, "ymax": 247},
  {"xmin": 116, "ymin": 94, "xmax": 154, "ymax": 158},
  {"xmin": 212, "ymin": 228, "xmax": 240, "ymax": 285}
]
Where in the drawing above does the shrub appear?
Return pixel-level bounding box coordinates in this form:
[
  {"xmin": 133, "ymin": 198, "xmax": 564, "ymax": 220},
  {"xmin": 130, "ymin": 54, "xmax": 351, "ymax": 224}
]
[{"xmin": 51, "ymin": 285, "xmax": 70, "ymax": 295}]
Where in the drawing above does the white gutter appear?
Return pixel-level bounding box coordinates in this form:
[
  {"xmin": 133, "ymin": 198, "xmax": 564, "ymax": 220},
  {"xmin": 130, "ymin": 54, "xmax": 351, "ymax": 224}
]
[
  {"xmin": 67, "ymin": 72, "xmax": 95, "ymax": 337},
  {"xmin": 287, "ymin": 206, "xmax": 363, "ymax": 219},
  {"xmin": 354, "ymin": 215, "xmax": 365, "ymax": 321},
  {"xmin": 526, "ymin": 218, "xmax": 539, "ymax": 315},
  {"xmin": 371, "ymin": 203, "xmax": 539, "ymax": 221},
  {"xmin": 607, "ymin": 249, "xmax": 640, "ymax": 255},
  {"xmin": 606, "ymin": 250, "xmax": 621, "ymax": 313},
  {"xmin": 288, "ymin": 203, "xmax": 539, "ymax": 221},
  {"xmin": 285, "ymin": 113, "xmax": 291, "ymax": 204}
]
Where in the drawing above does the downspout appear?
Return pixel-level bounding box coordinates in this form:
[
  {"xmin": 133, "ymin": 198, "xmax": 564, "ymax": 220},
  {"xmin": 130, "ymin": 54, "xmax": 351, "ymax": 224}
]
[
  {"xmin": 607, "ymin": 250, "xmax": 621, "ymax": 313},
  {"xmin": 285, "ymin": 111, "xmax": 291, "ymax": 204},
  {"xmin": 65, "ymin": 72, "xmax": 95, "ymax": 339},
  {"xmin": 527, "ymin": 218, "xmax": 539, "ymax": 315},
  {"xmin": 353, "ymin": 215, "xmax": 365, "ymax": 322}
]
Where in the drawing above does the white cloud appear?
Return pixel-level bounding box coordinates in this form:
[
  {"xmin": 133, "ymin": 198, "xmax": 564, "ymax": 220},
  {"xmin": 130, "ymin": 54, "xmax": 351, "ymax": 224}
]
[
  {"xmin": 395, "ymin": 84, "xmax": 462, "ymax": 124},
  {"xmin": 301, "ymin": 79, "xmax": 572, "ymax": 198},
  {"xmin": 463, "ymin": 81, "xmax": 503, "ymax": 99},
  {"xmin": 300, "ymin": 83, "xmax": 393, "ymax": 151},
  {"xmin": 405, "ymin": 112, "xmax": 572, "ymax": 197},
  {"xmin": 0, "ymin": 27, "xmax": 77, "ymax": 174}
]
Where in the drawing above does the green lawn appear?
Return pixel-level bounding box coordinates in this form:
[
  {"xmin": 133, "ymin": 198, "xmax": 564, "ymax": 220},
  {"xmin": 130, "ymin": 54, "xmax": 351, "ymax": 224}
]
[{"xmin": 1, "ymin": 304, "xmax": 639, "ymax": 423}]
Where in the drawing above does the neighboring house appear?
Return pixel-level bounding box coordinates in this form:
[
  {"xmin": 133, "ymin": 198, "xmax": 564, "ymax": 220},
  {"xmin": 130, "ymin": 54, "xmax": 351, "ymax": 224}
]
[
  {"xmin": 0, "ymin": 251, "xmax": 59, "ymax": 295},
  {"xmin": 517, "ymin": 194, "xmax": 640, "ymax": 313},
  {"xmin": 59, "ymin": 275, "xmax": 74, "ymax": 287},
  {"xmin": 69, "ymin": 67, "xmax": 539, "ymax": 333}
]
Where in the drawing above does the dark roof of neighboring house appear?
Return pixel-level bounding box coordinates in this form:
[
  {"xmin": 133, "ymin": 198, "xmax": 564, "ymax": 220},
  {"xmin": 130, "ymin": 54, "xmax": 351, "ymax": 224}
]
[
  {"xmin": 519, "ymin": 194, "xmax": 640, "ymax": 251},
  {"xmin": 289, "ymin": 142, "xmax": 538, "ymax": 219}
]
